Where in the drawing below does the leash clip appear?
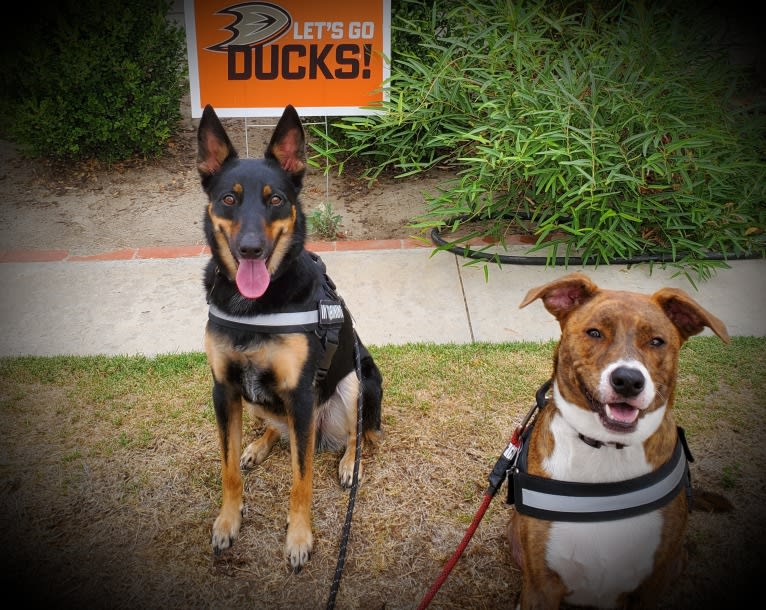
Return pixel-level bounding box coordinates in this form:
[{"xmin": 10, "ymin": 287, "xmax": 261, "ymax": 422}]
[
  {"xmin": 487, "ymin": 426, "xmax": 524, "ymax": 496},
  {"xmin": 498, "ymin": 380, "xmax": 551, "ymax": 502}
]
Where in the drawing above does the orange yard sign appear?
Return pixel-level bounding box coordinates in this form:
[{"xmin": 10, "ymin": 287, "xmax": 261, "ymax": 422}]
[{"xmin": 185, "ymin": 0, "xmax": 390, "ymax": 117}]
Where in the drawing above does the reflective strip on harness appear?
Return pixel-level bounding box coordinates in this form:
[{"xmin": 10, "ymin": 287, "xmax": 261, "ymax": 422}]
[
  {"xmin": 208, "ymin": 303, "xmax": 319, "ymax": 333},
  {"xmin": 206, "ymin": 251, "xmax": 346, "ymax": 383},
  {"xmin": 512, "ymin": 437, "xmax": 689, "ymax": 522}
]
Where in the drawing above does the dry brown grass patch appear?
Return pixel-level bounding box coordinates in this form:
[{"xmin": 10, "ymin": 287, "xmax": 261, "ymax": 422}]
[{"xmin": 0, "ymin": 340, "xmax": 763, "ymax": 608}]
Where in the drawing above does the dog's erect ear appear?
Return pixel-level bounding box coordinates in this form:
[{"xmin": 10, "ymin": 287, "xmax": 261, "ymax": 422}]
[
  {"xmin": 266, "ymin": 104, "xmax": 306, "ymax": 179},
  {"xmin": 197, "ymin": 104, "xmax": 238, "ymax": 178},
  {"xmin": 652, "ymin": 288, "xmax": 730, "ymax": 343},
  {"xmin": 519, "ymin": 273, "xmax": 599, "ymax": 322}
]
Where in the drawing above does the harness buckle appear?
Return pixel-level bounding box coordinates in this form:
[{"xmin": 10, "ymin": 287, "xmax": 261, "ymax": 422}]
[{"xmin": 315, "ymin": 328, "xmax": 340, "ymax": 383}]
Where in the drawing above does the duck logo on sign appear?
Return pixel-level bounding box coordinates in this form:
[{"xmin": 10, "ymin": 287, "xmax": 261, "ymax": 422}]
[{"xmin": 207, "ymin": 2, "xmax": 291, "ymax": 52}]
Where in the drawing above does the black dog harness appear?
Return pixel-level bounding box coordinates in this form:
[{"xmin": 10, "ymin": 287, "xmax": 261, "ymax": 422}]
[
  {"xmin": 207, "ymin": 252, "xmax": 346, "ymax": 382},
  {"xmin": 506, "ymin": 382, "xmax": 694, "ymax": 521}
]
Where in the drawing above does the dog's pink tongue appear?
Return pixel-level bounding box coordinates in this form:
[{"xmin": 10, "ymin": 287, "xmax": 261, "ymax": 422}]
[
  {"xmin": 236, "ymin": 259, "xmax": 270, "ymax": 299},
  {"xmin": 605, "ymin": 403, "xmax": 639, "ymax": 424}
]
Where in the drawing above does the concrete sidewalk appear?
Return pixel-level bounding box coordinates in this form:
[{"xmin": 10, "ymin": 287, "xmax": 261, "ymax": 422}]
[{"xmin": 0, "ymin": 243, "xmax": 763, "ymax": 357}]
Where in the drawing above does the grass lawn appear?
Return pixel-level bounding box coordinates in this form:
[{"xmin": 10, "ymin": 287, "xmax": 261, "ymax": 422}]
[{"xmin": 0, "ymin": 338, "xmax": 763, "ymax": 608}]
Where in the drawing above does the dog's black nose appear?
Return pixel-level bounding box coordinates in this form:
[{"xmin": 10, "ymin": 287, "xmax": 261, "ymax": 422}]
[
  {"xmin": 238, "ymin": 233, "xmax": 264, "ymax": 259},
  {"xmin": 610, "ymin": 366, "xmax": 645, "ymax": 397}
]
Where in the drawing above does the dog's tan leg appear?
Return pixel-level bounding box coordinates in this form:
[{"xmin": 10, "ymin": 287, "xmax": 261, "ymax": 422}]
[
  {"xmin": 241, "ymin": 425, "xmax": 281, "ymax": 469},
  {"xmin": 211, "ymin": 393, "xmax": 244, "ymax": 555},
  {"xmin": 285, "ymin": 413, "xmax": 316, "ymax": 570},
  {"xmin": 518, "ymin": 583, "xmax": 565, "ymax": 610},
  {"xmin": 338, "ymin": 375, "xmax": 362, "ymax": 488},
  {"xmin": 626, "ymin": 555, "xmax": 685, "ymax": 609},
  {"xmin": 513, "ymin": 516, "xmax": 567, "ymax": 610},
  {"xmin": 338, "ymin": 438, "xmax": 360, "ymax": 489},
  {"xmin": 636, "ymin": 550, "xmax": 686, "ymax": 608},
  {"xmin": 625, "ymin": 499, "xmax": 688, "ymax": 609}
]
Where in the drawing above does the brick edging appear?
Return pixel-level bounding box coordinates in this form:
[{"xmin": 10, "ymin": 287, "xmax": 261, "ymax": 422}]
[{"xmin": 0, "ymin": 238, "xmax": 431, "ymax": 263}]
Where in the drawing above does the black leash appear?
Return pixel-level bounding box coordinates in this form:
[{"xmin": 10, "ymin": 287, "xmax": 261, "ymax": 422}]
[{"xmin": 325, "ymin": 333, "xmax": 364, "ymax": 610}]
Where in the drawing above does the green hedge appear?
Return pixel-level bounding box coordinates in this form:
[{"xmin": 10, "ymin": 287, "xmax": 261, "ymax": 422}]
[
  {"xmin": 312, "ymin": 0, "xmax": 766, "ymax": 280},
  {"xmin": 0, "ymin": 0, "xmax": 187, "ymax": 161}
]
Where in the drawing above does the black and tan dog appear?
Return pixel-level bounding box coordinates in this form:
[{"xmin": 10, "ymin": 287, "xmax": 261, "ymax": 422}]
[
  {"xmin": 196, "ymin": 104, "xmax": 383, "ymax": 570},
  {"xmin": 506, "ymin": 273, "xmax": 729, "ymax": 608}
]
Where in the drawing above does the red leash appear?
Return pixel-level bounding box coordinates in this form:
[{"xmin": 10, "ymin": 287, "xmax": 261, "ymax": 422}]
[
  {"xmin": 415, "ymin": 381, "xmax": 551, "ymax": 609},
  {"xmin": 415, "ymin": 491, "xmax": 494, "ymax": 610},
  {"xmin": 415, "ymin": 427, "xmax": 524, "ymax": 610}
]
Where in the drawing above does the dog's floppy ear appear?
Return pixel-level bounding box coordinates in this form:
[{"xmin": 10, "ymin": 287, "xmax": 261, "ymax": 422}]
[
  {"xmin": 519, "ymin": 272, "xmax": 599, "ymax": 322},
  {"xmin": 197, "ymin": 104, "xmax": 238, "ymax": 178},
  {"xmin": 266, "ymin": 104, "xmax": 306, "ymax": 180},
  {"xmin": 652, "ymin": 288, "xmax": 730, "ymax": 343}
]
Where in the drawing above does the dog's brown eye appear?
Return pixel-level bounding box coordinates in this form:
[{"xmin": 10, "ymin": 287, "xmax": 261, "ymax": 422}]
[
  {"xmin": 650, "ymin": 337, "xmax": 665, "ymax": 347},
  {"xmin": 269, "ymin": 195, "xmax": 282, "ymax": 206},
  {"xmin": 222, "ymin": 194, "xmax": 236, "ymax": 206},
  {"xmin": 587, "ymin": 329, "xmax": 602, "ymax": 338}
]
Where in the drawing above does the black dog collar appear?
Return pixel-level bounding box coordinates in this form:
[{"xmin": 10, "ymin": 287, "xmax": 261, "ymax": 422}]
[{"xmin": 578, "ymin": 433, "xmax": 625, "ymax": 449}]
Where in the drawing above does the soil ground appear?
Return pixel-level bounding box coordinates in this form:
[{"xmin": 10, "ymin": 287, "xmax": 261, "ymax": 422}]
[{"xmin": 0, "ymin": 114, "xmax": 452, "ymax": 256}]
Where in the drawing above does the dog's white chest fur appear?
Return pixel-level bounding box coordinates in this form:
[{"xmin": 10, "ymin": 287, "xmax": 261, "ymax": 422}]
[
  {"xmin": 547, "ymin": 514, "xmax": 662, "ymax": 607},
  {"xmin": 542, "ymin": 412, "xmax": 663, "ymax": 607}
]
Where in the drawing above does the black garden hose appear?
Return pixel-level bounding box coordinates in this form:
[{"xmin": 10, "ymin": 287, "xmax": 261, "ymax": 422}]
[{"xmin": 429, "ymin": 214, "xmax": 763, "ymax": 266}]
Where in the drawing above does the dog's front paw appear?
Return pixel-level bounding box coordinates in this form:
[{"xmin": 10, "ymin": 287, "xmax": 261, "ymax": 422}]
[
  {"xmin": 241, "ymin": 429, "xmax": 280, "ymax": 470},
  {"xmin": 241, "ymin": 440, "xmax": 271, "ymax": 469},
  {"xmin": 285, "ymin": 522, "xmax": 313, "ymax": 571},
  {"xmin": 212, "ymin": 507, "xmax": 242, "ymax": 555},
  {"xmin": 338, "ymin": 448, "xmax": 363, "ymax": 489}
]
